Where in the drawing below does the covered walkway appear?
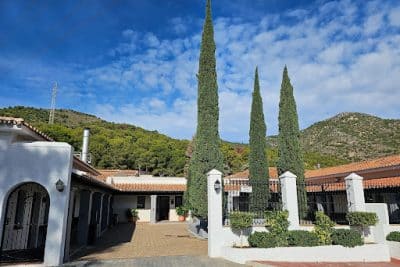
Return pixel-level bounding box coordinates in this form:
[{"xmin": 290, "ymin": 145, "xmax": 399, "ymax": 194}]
[{"xmin": 73, "ymin": 222, "xmax": 207, "ymax": 261}]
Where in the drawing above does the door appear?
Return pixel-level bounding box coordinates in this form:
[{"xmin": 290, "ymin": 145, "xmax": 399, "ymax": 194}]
[
  {"xmin": 1, "ymin": 183, "xmax": 50, "ymax": 263},
  {"xmin": 156, "ymin": 196, "xmax": 170, "ymax": 221}
]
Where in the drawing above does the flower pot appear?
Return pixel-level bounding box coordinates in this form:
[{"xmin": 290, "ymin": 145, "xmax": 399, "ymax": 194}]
[{"xmin": 178, "ymin": 215, "xmax": 186, "ymax": 222}]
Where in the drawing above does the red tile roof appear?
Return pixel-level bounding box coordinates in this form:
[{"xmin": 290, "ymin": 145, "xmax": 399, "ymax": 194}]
[
  {"xmin": 115, "ymin": 183, "xmax": 186, "ymax": 192},
  {"xmin": 305, "ymin": 155, "xmax": 400, "ymax": 179},
  {"xmin": 225, "ymin": 167, "xmax": 278, "ymax": 179}
]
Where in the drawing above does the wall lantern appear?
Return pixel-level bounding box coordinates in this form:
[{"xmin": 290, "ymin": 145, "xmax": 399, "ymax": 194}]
[
  {"xmin": 56, "ymin": 179, "xmax": 65, "ymax": 192},
  {"xmin": 214, "ymin": 180, "xmax": 221, "ymax": 193}
]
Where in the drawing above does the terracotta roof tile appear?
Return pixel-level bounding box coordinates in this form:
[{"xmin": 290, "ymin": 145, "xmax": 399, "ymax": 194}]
[
  {"xmin": 115, "ymin": 183, "xmax": 186, "ymax": 192},
  {"xmin": 225, "ymin": 167, "xmax": 278, "ymax": 179},
  {"xmin": 97, "ymin": 169, "xmax": 140, "ymax": 181},
  {"xmin": 305, "ymin": 155, "xmax": 400, "ymax": 178}
]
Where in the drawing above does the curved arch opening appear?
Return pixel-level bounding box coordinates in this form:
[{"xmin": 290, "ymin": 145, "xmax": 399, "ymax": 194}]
[{"xmin": 0, "ymin": 182, "xmax": 50, "ymax": 264}]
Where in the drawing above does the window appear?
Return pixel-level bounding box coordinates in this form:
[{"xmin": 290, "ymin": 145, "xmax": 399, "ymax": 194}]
[
  {"xmin": 137, "ymin": 196, "xmax": 146, "ymax": 209},
  {"xmin": 175, "ymin": 196, "xmax": 183, "ymax": 207},
  {"xmin": 14, "ymin": 190, "xmax": 26, "ymax": 228}
]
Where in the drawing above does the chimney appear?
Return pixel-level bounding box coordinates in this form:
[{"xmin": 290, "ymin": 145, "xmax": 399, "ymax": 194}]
[{"xmin": 81, "ymin": 128, "xmax": 90, "ymax": 163}]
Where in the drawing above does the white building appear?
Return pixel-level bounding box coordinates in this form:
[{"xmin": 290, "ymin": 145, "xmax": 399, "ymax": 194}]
[{"xmin": 0, "ymin": 117, "xmax": 186, "ymax": 266}]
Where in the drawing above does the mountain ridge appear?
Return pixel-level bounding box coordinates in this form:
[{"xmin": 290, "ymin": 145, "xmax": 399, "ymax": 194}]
[{"xmin": 1, "ymin": 106, "xmax": 398, "ymax": 175}]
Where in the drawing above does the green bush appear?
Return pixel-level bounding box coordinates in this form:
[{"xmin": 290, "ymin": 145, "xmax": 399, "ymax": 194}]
[
  {"xmin": 386, "ymin": 231, "xmax": 400, "ymax": 242},
  {"xmin": 287, "ymin": 230, "xmax": 319, "ymax": 247},
  {"xmin": 331, "ymin": 229, "xmax": 363, "ymax": 247},
  {"xmin": 248, "ymin": 232, "xmax": 278, "ymax": 248},
  {"xmin": 229, "ymin": 212, "xmax": 254, "ymax": 230},
  {"xmin": 265, "ymin": 211, "xmax": 289, "ymax": 246},
  {"xmin": 314, "ymin": 211, "xmax": 335, "ymax": 245},
  {"xmin": 346, "ymin": 212, "xmax": 378, "ymax": 227},
  {"xmin": 176, "ymin": 206, "xmax": 188, "ymax": 216}
]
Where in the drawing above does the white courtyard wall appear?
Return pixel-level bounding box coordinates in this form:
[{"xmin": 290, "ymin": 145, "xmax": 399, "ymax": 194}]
[
  {"xmin": 0, "ymin": 141, "xmax": 73, "ymax": 266},
  {"xmin": 113, "ymin": 195, "xmax": 151, "ymax": 222}
]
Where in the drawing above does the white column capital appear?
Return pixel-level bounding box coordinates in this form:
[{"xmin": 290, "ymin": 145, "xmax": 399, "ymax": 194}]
[
  {"xmin": 279, "ymin": 171, "xmax": 297, "ymax": 180},
  {"xmin": 207, "ymin": 168, "xmax": 223, "ymax": 176},
  {"xmin": 345, "ymin": 172, "xmax": 363, "ymax": 181}
]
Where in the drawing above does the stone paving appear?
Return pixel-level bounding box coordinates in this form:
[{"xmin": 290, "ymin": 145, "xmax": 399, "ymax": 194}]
[
  {"xmin": 67, "ymin": 255, "xmax": 244, "ymax": 267},
  {"xmin": 74, "ymin": 222, "xmax": 208, "ymax": 261}
]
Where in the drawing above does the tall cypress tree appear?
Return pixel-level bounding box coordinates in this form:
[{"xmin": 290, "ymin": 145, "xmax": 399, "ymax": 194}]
[
  {"xmin": 186, "ymin": 0, "xmax": 223, "ymax": 218},
  {"xmin": 277, "ymin": 66, "xmax": 307, "ymax": 218},
  {"xmin": 249, "ymin": 67, "xmax": 269, "ymax": 213}
]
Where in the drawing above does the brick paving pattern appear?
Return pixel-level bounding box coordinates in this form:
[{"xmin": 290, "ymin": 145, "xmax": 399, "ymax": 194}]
[{"xmin": 75, "ymin": 222, "xmax": 207, "ymax": 261}]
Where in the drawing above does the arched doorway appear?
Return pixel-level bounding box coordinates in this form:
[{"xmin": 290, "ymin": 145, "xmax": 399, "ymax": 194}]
[{"xmin": 0, "ymin": 182, "xmax": 50, "ymax": 263}]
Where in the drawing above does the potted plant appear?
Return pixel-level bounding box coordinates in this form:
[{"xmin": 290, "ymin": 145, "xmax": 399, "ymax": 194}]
[
  {"xmin": 126, "ymin": 208, "xmax": 139, "ymax": 223},
  {"xmin": 176, "ymin": 206, "xmax": 188, "ymax": 221}
]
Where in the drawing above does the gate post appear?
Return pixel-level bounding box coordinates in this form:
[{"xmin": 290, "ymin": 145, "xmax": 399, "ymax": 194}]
[
  {"xmin": 207, "ymin": 169, "xmax": 223, "ymax": 258},
  {"xmin": 279, "ymin": 171, "xmax": 300, "ymax": 230},
  {"xmin": 345, "ymin": 173, "xmax": 366, "ymax": 212}
]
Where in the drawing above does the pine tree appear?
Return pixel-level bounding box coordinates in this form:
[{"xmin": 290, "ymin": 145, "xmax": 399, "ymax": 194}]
[
  {"xmin": 249, "ymin": 67, "xmax": 269, "ymax": 213},
  {"xmin": 277, "ymin": 66, "xmax": 307, "ymax": 218},
  {"xmin": 186, "ymin": 0, "xmax": 223, "ymax": 218}
]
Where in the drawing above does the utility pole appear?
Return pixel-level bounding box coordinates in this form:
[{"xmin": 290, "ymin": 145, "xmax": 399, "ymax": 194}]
[{"xmin": 48, "ymin": 82, "xmax": 57, "ymax": 124}]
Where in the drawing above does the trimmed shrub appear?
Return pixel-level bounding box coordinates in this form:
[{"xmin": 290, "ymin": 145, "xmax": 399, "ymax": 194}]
[
  {"xmin": 287, "ymin": 230, "xmax": 319, "ymax": 247},
  {"xmin": 346, "ymin": 212, "xmax": 378, "ymax": 227},
  {"xmin": 230, "ymin": 212, "xmax": 254, "ymax": 230},
  {"xmin": 331, "ymin": 229, "xmax": 363, "ymax": 247},
  {"xmin": 248, "ymin": 232, "xmax": 278, "ymax": 248},
  {"xmin": 386, "ymin": 231, "xmax": 400, "ymax": 242},
  {"xmin": 265, "ymin": 210, "xmax": 289, "ymax": 246},
  {"xmin": 314, "ymin": 211, "xmax": 335, "ymax": 245}
]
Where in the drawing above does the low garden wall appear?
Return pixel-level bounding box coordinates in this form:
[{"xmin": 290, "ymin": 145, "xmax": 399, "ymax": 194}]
[
  {"xmin": 221, "ymin": 244, "xmax": 390, "ymax": 264},
  {"xmin": 388, "ymin": 241, "xmax": 400, "ymax": 259}
]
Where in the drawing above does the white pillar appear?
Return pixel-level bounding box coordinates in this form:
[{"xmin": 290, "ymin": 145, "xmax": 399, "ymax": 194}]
[
  {"xmin": 345, "ymin": 173, "xmax": 366, "ymax": 212},
  {"xmin": 279, "ymin": 171, "xmax": 300, "ymax": 230},
  {"xmin": 150, "ymin": 195, "xmax": 157, "ymax": 223},
  {"xmin": 207, "ymin": 169, "xmax": 223, "ymax": 258}
]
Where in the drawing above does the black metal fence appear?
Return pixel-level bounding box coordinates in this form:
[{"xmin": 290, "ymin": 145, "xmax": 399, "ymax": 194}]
[
  {"xmin": 223, "ymin": 179, "xmax": 281, "ymax": 226},
  {"xmin": 364, "ymin": 180, "xmax": 400, "ymax": 224},
  {"xmin": 297, "ymin": 180, "xmax": 348, "ymax": 225}
]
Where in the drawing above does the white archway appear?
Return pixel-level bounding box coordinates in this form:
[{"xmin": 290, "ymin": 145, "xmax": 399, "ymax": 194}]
[{"xmin": 0, "ymin": 182, "xmax": 50, "ymax": 263}]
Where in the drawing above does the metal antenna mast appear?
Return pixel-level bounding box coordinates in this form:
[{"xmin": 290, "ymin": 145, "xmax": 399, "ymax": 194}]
[{"xmin": 48, "ymin": 82, "xmax": 58, "ymax": 124}]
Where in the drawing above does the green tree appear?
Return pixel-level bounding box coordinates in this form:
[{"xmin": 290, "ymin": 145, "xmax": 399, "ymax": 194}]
[
  {"xmin": 249, "ymin": 68, "xmax": 270, "ymax": 213},
  {"xmin": 186, "ymin": 0, "xmax": 224, "ymax": 218},
  {"xmin": 277, "ymin": 66, "xmax": 307, "ymax": 218}
]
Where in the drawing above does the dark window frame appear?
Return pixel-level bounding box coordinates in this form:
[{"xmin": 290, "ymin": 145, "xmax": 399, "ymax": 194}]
[
  {"xmin": 14, "ymin": 190, "xmax": 26, "ymax": 229},
  {"xmin": 137, "ymin": 196, "xmax": 146, "ymax": 209}
]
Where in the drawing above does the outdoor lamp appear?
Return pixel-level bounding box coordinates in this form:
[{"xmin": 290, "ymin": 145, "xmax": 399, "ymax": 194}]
[
  {"xmin": 214, "ymin": 180, "xmax": 221, "ymax": 193},
  {"xmin": 56, "ymin": 179, "xmax": 65, "ymax": 192}
]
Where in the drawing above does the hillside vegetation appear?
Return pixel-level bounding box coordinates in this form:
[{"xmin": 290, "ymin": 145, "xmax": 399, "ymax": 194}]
[{"xmin": 1, "ymin": 106, "xmax": 398, "ymax": 176}]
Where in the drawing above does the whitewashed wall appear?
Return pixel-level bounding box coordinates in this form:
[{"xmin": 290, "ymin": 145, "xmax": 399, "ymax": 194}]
[
  {"xmin": 0, "ymin": 141, "xmax": 73, "ymax": 266},
  {"xmin": 113, "ymin": 195, "xmax": 151, "ymax": 222}
]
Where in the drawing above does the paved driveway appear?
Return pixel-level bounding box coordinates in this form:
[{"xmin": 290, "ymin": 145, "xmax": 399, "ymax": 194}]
[
  {"xmin": 67, "ymin": 255, "xmax": 244, "ymax": 267},
  {"xmin": 74, "ymin": 222, "xmax": 208, "ymax": 261}
]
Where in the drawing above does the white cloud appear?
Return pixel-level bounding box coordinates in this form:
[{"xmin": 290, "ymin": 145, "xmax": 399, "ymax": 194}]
[
  {"xmin": 86, "ymin": 0, "xmax": 400, "ymax": 142},
  {"xmin": 389, "ymin": 7, "xmax": 400, "ymax": 27}
]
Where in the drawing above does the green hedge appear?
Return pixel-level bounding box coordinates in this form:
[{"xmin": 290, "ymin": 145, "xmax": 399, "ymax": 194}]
[
  {"xmin": 248, "ymin": 232, "xmax": 278, "ymax": 248},
  {"xmin": 314, "ymin": 211, "xmax": 335, "ymax": 245},
  {"xmin": 287, "ymin": 230, "xmax": 319, "ymax": 247},
  {"xmin": 346, "ymin": 212, "xmax": 378, "ymax": 226},
  {"xmin": 331, "ymin": 229, "xmax": 363, "ymax": 247},
  {"xmin": 387, "ymin": 231, "xmax": 400, "ymax": 242},
  {"xmin": 265, "ymin": 211, "xmax": 289, "ymax": 246},
  {"xmin": 229, "ymin": 212, "xmax": 254, "ymax": 231}
]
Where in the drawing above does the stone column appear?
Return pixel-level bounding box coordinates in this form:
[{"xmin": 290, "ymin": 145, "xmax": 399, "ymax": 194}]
[
  {"xmin": 207, "ymin": 169, "xmax": 223, "ymax": 258},
  {"xmin": 150, "ymin": 195, "xmax": 157, "ymax": 223},
  {"xmin": 279, "ymin": 171, "xmax": 300, "ymax": 230},
  {"xmin": 345, "ymin": 173, "xmax": 366, "ymax": 212}
]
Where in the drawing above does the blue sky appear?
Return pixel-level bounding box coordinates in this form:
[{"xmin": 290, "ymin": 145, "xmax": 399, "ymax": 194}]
[{"xmin": 0, "ymin": 0, "xmax": 399, "ymax": 142}]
